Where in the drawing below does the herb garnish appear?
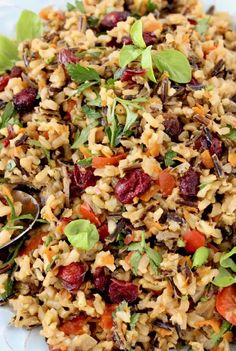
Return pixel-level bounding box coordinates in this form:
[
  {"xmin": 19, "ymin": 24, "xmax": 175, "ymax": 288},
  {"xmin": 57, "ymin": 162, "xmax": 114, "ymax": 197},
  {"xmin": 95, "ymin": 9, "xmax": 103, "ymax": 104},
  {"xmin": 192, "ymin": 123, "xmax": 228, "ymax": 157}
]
[{"xmin": 67, "ymin": 0, "xmax": 85, "ymax": 13}]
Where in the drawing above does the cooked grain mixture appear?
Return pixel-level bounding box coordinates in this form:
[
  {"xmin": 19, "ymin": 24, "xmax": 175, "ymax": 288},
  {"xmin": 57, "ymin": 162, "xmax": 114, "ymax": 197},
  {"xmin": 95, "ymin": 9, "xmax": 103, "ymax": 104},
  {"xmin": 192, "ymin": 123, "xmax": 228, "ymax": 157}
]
[{"xmin": 0, "ymin": 0, "xmax": 236, "ymax": 350}]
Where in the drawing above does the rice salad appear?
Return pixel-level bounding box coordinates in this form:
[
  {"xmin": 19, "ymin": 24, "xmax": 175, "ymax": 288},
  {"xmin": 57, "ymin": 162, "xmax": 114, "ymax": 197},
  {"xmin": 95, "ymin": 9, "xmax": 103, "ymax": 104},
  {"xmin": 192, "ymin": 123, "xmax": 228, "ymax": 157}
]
[{"xmin": 0, "ymin": 0, "xmax": 236, "ymax": 350}]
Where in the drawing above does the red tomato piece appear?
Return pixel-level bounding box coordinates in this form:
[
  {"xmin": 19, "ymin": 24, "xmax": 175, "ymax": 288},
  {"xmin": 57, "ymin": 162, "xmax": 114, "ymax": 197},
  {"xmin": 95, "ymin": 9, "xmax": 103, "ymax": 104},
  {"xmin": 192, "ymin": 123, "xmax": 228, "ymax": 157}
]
[
  {"xmin": 79, "ymin": 203, "xmax": 101, "ymax": 226},
  {"xmin": 159, "ymin": 170, "xmax": 176, "ymax": 196},
  {"xmin": 183, "ymin": 230, "xmax": 206, "ymax": 253},
  {"xmin": 59, "ymin": 314, "xmax": 87, "ymax": 335},
  {"xmin": 216, "ymin": 285, "xmax": 236, "ymax": 326}
]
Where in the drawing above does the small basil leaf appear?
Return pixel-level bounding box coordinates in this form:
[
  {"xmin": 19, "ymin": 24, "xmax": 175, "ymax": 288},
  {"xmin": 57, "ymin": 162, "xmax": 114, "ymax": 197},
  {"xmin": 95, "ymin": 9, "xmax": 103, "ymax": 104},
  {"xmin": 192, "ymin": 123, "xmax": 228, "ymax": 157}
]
[
  {"xmin": 164, "ymin": 150, "xmax": 177, "ymax": 167},
  {"xmin": 64, "ymin": 219, "xmax": 99, "ymax": 250},
  {"xmin": 130, "ymin": 19, "xmax": 146, "ymax": 49},
  {"xmin": 220, "ymin": 247, "xmax": 236, "ymax": 273},
  {"xmin": 119, "ymin": 45, "xmax": 142, "ymax": 68},
  {"xmin": 223, "ymin": 125, "xmax": 236, "ymax": 141},
  {"xmin": 67, "ymin": 63, "xmax": 100, "ymax": 83},
  {"xmin": 154, "ymin": 48, "xmax": 192, "ymax": 84},
  {"xmin": 195, "ymin": 17, "xmax": 209, "ymax": 36},
  {"xmin": 0, "ymin": 36, "xmax": 18, "ymax": 74},
  {"xmin": 67, "ymin": 0, "xmax": 85, "ymax": 13},
  {"xmin": 77, "ymin": 157, "xmax": 92, "ymax": 167},
  {"xmin": 130, "ymin": 313, "xmax": 140, "ymax": 330},
  {"xmin": 16, "ymin": 10, "xmax": 43, "ymax": 43},
  {"xmin": 141, "ymin": 46, "xmax": 156, "ymax": 82},
  {"xmin": 145, "ymin": 246, "xmax": 162, "ymax": 268},
  {"xmin": 213, "ymin": 267, "xmax": 236, "ymax": 287},
  {"xmin": 130, "ymin": 251, "xmax": 142, "ymax": 275},
  {"xmin": 71, "ymin": 121, "xmax": 98, "ymax": 148},
  {"xmin": 192, "ymin": 247, "xmax": 209, "ymax": 268}
]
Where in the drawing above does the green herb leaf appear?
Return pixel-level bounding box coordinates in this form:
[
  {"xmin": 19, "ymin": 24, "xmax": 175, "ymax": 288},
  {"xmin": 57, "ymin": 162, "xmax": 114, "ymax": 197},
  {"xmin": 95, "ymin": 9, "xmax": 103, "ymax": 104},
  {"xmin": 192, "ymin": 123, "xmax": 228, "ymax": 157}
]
[
  {"xmin": 154, "ymin": 48, "xmax": 192, "ymax": 84},
  {"xmin": 44, "ymin": 236, "xmax": 53, "ymax": 247},
  {"xmin": 130, "ymin": 313, "xmax": 140, "ymax": 330},
  {"xmin": 177, "ymin": 239, "xmax": 185, "ymax": 247},
  {"xmin": 28, "ymin": 139, "xmax": 51, "ymax": 164},
  {"xmin": 223, "ymin": 125, "xmax": 236, "ymax": 140},
  {"xmin": 0, "ymin": 36, "xmax": 18, "ymax": 74},
  {"xmin": 213, "ymin": 267, "xmax": 236, "ymax": 287},
  {"xmin": 76, "ymin": 81, "xmax": 97, "ymax": 96},
  {"xmin": 76, "ymin": 51, "xmax": 101, "ymax": 58},
  {"xmin": 16, "ymin": 10, "xmax": 43, "ymax": 43},
  {"xmin": 67, "ymin": 64, "xmax": 100, "ymax": 83},
  {"xmin": 130, "ymin": 19, "xmax": 146, "ymax": 49},
  {"xmin": 64, "ymin": 219, "xmax": 99, "ymax": 250},
  {"xmin": 87, "ymin": 16, "xmax": 99, "ymax": 28},
  {"xmin": 6, "ymin": 160, "xmax": 16, "ymax": 171},
  {"xmin": 164, "ymin": 150, "xmax": 177, "ymax": 167},
  {"xmin": 145, "ymin": 246, "xmax": 162, "ymax": 274},
  {"xmin": 119, "ymin": 45, "xmax": 142, "ymax": 68},
  {"xmin": 147, "ymin": 0, "xmax": 157, "ymax": 12},
  {"xmin": 0, "ymin": 102, "xmax": 15, "ymax": 129},
  {"xmin": 71, "ymin": 121, "xmax": 98, "ymax": 148},
  {"xmin": 195, "ymin": 17, "xmax": 209, "ymax": 36},
  {"xmin": 87, "ymin": 95, "xmax": 101, "ymax": 107},
  {"xmin": 0, "ymin": 240, "xmax": 23, "ymax": 272},
  {"xmin": 141, "ymin": 46, "xmax": 156, "ymax": 82},
  {"xmin": 0, "ymin": 268, "xmax": 15, "ymax": 302},
  {"xmin": 82, "ymin": 105, "xmax": 101, "ymax": 119},
  {"xmin": 192, "ymin": 247, "xmax": 209, "ymax": 268},
  {"xmin": 210, "ymin": 321, "xmax": 232, "ymax": 346},
  {"xmin": 46, "ymin": 255, "xmax": 59, "ymax": 273},
  {"xmin": 220, "ymin": 247, "xmax": 236, "ymax": 273},
  {"xmin": 67, "ymin": 0, "xmax": 85, "ymax": 13},
  {"xmin": 130, "ymin": 251, "xmax": 142, "ymax": 275},
  {"xmin": 77, "ymin": 157, "xmax": 93, "ymax": 167},
  {"xmin": 4, "ymin": 195, "xmax": 16, "ymax": 221}
]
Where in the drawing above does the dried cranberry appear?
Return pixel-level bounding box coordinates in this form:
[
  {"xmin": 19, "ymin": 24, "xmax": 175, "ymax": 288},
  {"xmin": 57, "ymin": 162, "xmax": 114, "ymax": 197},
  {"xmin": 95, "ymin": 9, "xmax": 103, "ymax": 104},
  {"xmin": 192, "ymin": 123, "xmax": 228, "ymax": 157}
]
[
  {"xmin": 93, "ymin": 267, "xmax": 111, "ymax": 292},
  {"xmin": 188, "ymin": 18, "xmax": 197, "ymax": 25},
  {"xmin": 109, "ymin": 278, "xmax": 138, "ymax": 303},
  {"xmin": 115, "ymin": 169, "xmax": 152, "ymax": 204},
  {"xmin": 98, "ymin": 224, "xmax": 109, "ymax": 241},
  {"xmin": 195, "ymin": 135, "xmax": 222, "ymax": 158},
  {"xmin": 100, "ymin": 11, "xmax": 130, "ymax": 30},
  {"xmin": 0, "ymin": 75, "xmax": 9, "ymax": 92},
  {"xmin": 164, "ymin": 116, "xmax": 183, "ymax": 141},
  {"xmin": 121, "ymin": 32, "xmax": 156, "ymax": 46},
  {"xmin": 121, "ymin": 36, "xmax": 132, "ymax": 45},
  {"xmin": 3, "ymin": 126, "xmax": 15, "ymax": 147},
  {"xmin": 179, "ymin": 168, "xmax": 199, "ymax": 197},
  {"xmin": 13, "ymin": 87, "xmax": 38, "ymax": 114},
  {"xmin": 58, "ymin": 49, "xmax": 78, "ymax": 65},
  {"xmin": 120, "ymin": 68, "xmax": 146, "ymax": 82},
  {"xmin": 10, "ymin": 66, "xmax": 23, "ymax": 78},
  {"xmin": 57, "ymin": 262, "xmax": 87, "ymax": 292},
  {"xmin": 70, "ymin": 165, "xmax": 98, "ymax": 197}
]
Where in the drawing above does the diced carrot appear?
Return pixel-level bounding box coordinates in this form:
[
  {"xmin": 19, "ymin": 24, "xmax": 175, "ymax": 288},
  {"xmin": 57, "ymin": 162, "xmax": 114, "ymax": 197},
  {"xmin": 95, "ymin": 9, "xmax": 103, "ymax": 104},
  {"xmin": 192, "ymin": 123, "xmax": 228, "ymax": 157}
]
[
  {"xmin": 79, "ymin": 145, "xmax": 91, "ymax": 158},
  {"xmin": 192, "ymin": 104, "xmax": 206, "ymax": 116},
  {"xmin": 146, "ymin": 144, "xmax": 160, "ymax": 157},
  {"xmin": 223, "ymin": 331, "xmax": 233, "ymax": 342},
  {"xmin": 144, "ymin": 21, "xmax": 162, "ymax": 32},
  {"xmin": 201, "ymin": 150, "xmax": 214, "ymax": 168},
  {"xmin": 125, "ymin": 251, "xmax": 134, "ymax": 265},
  {"xmin": 140, "ymin": 184, "xmax": 159, "ymax": 202},
  {"xmin": 228, "ymin": 153, "xmax": 236, "ymax": 166},
  {"xmin": 158, "ymin": 170, "xmax": 176, "ymax": 196},
  {"xmin": 44, "ymin": 248, "xmax": 54, "ymax": 262},
  {"xmin": 195, "ymin": 319, "xmax": 220, "ymax": 333},
  {"xmin": 59, "ymin": 315, "xmax": 87, "ymax": 336},
  {"xmin": 92, "ymin": 154, "xmax": 126, "ymax": 168},
  {"xmin": 144, "ymin": 218, "xmax": 165, "ymax": 233},
  {"xmin": 157, "ymin": 327, "xmax": 173, "ymax": 337},
  {"xmin": 124, "ymin": 233, "xmax": 134, "ymax": 245},
  {"xmin": 101, "ymin": 253, "xmax": 115, "ymax": 266},
  {"xmin": 203, "ymin": 44, "xmax": 217, "ymax": 58},
  {"xmin": 44, "ymin": 131, "xmax": 49, "ymax": 140},
  {"xmin": 79, "ymin": 203, "xmax": 101, "ymax": 226},
  {"xmin": 39, "ymin": 7, "xmax": 50, "ymax": 20},
  {"xmin": 19, "ymin": 231, "xmax": 48, "ymax": 256},
  {"xmin": 100, "ymin": 304, "xmax": 116, "ymax": 330}
]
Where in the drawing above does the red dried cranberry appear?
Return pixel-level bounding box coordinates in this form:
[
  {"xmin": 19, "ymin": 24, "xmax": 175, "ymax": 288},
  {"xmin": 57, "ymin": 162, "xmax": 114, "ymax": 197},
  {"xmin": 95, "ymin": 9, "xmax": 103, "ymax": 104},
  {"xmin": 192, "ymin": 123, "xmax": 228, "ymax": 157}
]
[
  {"xmin": 121, "ymin": 32, "xmax": 156, "ymax": 46},
  {"xmin": 164, "ymin": 117, "xmax": 183, "ymax": 141},
  {"xmin": 179, "ymin": 168, "xmax": 199, "ymax": 197},
  {"xmin": 10, "ymin": 66, "xmax": 23, "ymax": 78},
  {"xmin": 109, "ymin": 278, "xmax": 138, "ymax": 303},
  {"xmin": 13, "ymin": 87, "xmax": 38, "ymax": 114},
  {"xmin": 0, "ymin": 75, "xmax": 9, "ymax": 92},
  {"xmin": 70, "ymin": 165, "xmax": 97, "ymax": 197},
  {"xmin": 98, "ymin": 224, "xmax": 109, "ymax": 241},
  {"xmin": 58, "ymin": 49, "xmax": 78, "ymax": 65},
  {"xmin": 93, "ymin": 267, "xmax": 111, "ymax": 292},
  {"xmin": 115, "ymin": 169, "xmax": 152, "ymax": 204},
  {"xmin": 100, "ymin": 11, "xmax": 130, "ymax": 30},
  {"xmin": 3, "ymin": 126, "xmax": 15, "ymax": 147},
  {"xmin": 195, "ymin": 135, "xmax": 222, "ymax": 158},
  {"xmin": 57, "ymin": 262, "xmax": 87, "ymax": 292},
  {"xmin": 121, "ymin": 36, "xmax": 132, "ymax": 45},
  {"xmin": 188, "ymin": 18, "xmax": 197, "ymax": 25},
  {"xmin": 120, "ymin": 68, "xmax": 146, "ymax": 82}
]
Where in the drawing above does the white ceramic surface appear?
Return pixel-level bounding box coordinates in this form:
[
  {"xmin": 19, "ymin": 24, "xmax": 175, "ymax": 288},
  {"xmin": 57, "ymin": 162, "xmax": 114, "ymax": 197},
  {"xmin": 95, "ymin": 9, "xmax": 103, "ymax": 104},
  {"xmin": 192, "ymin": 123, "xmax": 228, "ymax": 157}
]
[{"xmin": 0, "ymin": 0, "xmax": 236, "ymax": 350}]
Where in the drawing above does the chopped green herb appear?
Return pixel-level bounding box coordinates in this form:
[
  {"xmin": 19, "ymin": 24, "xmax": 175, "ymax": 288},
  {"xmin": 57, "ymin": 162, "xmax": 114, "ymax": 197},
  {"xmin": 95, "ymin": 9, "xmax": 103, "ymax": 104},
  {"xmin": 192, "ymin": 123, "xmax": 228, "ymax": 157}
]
[
  {"xmin": 114, "ymin": 68, "xmax": 125, "ymax": 80},
  {"xmin": 64, "ymin": 219, "xmax": 99, "ymax": 250},
  {"xmin": 130, "ymin": 19, "xmax": 146, "ymax": 49},
  {"xmin": 0, "ymin": 268, "xmax": 15, "ymax": 302},
  {"xmin": 76, "ymin": 51, "xmax": 101, "ymax": 58},
  {"xmin": 119, "ymin": 45, "xmax": 142, "ymax": 68},
  {"xmin": 87, "ymin": 16, "xmax": 99, "ymax": 28},
  {"xmin": 105, "ymin": 78, "xmax": 115, "ymax": 89},
  {"xmin": 87, "ymin": 95, "xmax": 102, "ymax": 107},
  {"xmin": 16, "ymin": 10, "xmax": 43, "ymax": 43},
  {"xmin": 76, "ymin": 81, "xmax": 97, "ymax": 96},
  {"xmin": 82, "ymin": 105, "xmax": 101, "ymax": 119},
  {"xmin": 195, "ymin": 17, "xmax": 209, "ymax": 36},
  {"xmin": 46, "ymin": 255, "xmax": 59, "ymax": 272},
  {"xmin": 192, "ymin": 247, "xmax": 209, "ymax": 268},
  {"xmin": 164, "ymin": 150, "xmax": 177, "ymax": 167},
  {"xmin": 220, "ymin": 247, "xmax": 236, "ymax": 273},
  {"xmin": 67, "ymin": 0, "xmax": 85, "ymax": 13},
  {"xmin": 4, "ymin": 195, "xmax": 16, "ymax": 220},
  {"xmin": 210, "ymin": 321, "xmax": 232, "ymax": 346},
  {"xmin": 177, "ymin": 239, "xmax": 185, "ymax": 247},
  {"xmin": 6, "ymin": 160, "xmax": 16, "ymax": 171},
  {"xmin": 130, "ymin": 313, "xmax": 140, "ymax": 330},
  {"xmin": 28, "ymin": 139, "xmax": 51, "ymax": 164},
  {"xmin": 67, "ymin": 64, "xmax": 100, "ymax": 83},
  {"xmin": 71, "ymin": 121, "xmax": 98, "ymax": 149},
  {"xmin": 154, "ymin": 48, "xmax": 192, "ymax": 84},
  {"xmin": 147, "ymin": 0, "xmax": 157, "ymax": 12},
  {"xmin": 206, "ymin": 84, "xmax": 214, "ymax": 91},
  {"xmin": 0, "ymin": 240, "xmax": 23, "ymax": 272},
  {"xmin": 130, "ymin": 251, "xmax": 142, "ymax": 275},
  {"xmin": 77, "ymin": 157, "xmax": 92, "ymax": 167},
  {"xmin": 223, "ymin": 125, "xmax": 236, "ymax": 141},
  {"xmin": 141, "ymin": 45, "xmax": 156, "ymax": 82},
  {"xmin": 45, "ymin": 56, "xmax": 56, "ymax": 65},
  {"xmin": 0, "ymin": 102, "xmax": 16, "ymax": 129},
  {"xmin": 44, "ymin": 236, "xmax": 53, "ymax": 247}
]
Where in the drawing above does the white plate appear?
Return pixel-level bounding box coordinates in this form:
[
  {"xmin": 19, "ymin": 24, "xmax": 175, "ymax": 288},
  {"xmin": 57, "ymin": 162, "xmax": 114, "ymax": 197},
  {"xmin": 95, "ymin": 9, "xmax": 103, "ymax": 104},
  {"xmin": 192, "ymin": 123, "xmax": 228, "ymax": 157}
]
[{"xmin": 0, "ymin": 0, "xmax": 236, "ymax": 350}]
